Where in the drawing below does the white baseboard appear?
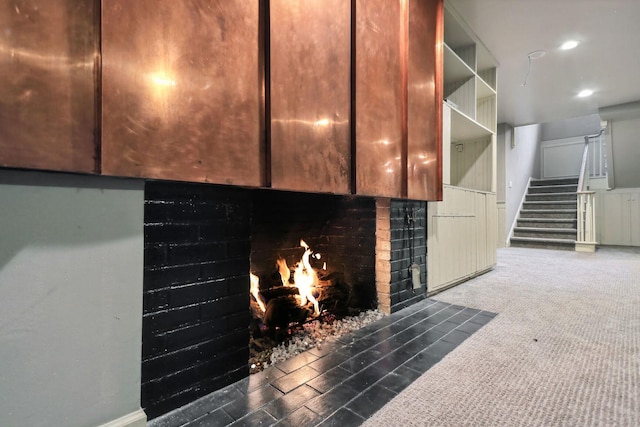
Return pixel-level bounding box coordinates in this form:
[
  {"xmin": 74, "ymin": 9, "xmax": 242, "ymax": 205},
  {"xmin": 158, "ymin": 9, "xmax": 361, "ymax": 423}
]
[
  {"xmin": 575, "ymin": 242, "xmax": 597, "ymax": 253},
  {"xmin": 98, "ymin": 409, "xmax": 147, "ymax": 427}
]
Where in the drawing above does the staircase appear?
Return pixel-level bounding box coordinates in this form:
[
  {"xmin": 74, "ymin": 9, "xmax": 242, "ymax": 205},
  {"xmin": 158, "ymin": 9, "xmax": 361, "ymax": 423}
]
[{"xmin": 510, "ymin": 177, "xmax": 578, "ymax": 250}]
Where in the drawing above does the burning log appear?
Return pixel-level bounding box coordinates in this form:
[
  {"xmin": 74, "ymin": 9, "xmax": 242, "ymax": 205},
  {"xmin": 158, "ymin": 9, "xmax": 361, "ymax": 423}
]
[
  {"xmin": 315, "ymin": 271, "xmax": 351, "ymax": 315},
  {"xmin": 250, "ymin": 273, "xmax": 352, "ymax": 326},
  {"xmin": 263, "ymin": 296, "xmax": 310, "ymax": 330},
  {"xmin": 250, "ymin": 239, "xmax": 357, "ymax": 338},
  {"xmin": 250, "ymin": 285, "xmax": 306, "ymax": 325},
  {"xmin": 250, "ymin": 240, "xmax": 322, "ymax": 321}
]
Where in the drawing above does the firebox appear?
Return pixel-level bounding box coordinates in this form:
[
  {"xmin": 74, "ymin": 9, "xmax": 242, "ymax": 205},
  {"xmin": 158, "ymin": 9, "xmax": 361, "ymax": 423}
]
[
  {"xmin": 247, "ymin": 190, "xmax": 378, "ymax": 368},
  {"xmin": 141, "ymin": 181, "xmax": 426, "ymax": 420},
  {"xmin": 250, "ymin": 189, "xmax": 377, "ymax": 318}
]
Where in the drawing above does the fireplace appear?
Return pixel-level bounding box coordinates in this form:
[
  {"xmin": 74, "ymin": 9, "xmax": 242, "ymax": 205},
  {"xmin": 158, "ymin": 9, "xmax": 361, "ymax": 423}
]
[
  {"xmin": 142, "ymin": 181, "xmax": 426, "ymax": 419},
  {"xmin": 250, "ymin": 189, "xmax": 377, "ymax": 315}
]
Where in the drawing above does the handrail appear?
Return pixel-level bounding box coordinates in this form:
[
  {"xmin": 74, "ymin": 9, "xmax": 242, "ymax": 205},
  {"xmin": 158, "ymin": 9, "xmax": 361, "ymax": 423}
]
[
  {"xmin": 576, "ymin": 132, "xmax": 599, "ymax": 252},
  {"xmin": 577, "ymin": 138, "xmax": 590, "ymax": 192},
  {"xmin": 578, "ymin": 127, "xmax": 605, "ymax": 191},
  {"xmin": 585, "ymin": 128, "xmax": 607, "ymax": 179},
  {"xmin": 584, "ymin": 129, "xmax": 605, "ymax": 140}
]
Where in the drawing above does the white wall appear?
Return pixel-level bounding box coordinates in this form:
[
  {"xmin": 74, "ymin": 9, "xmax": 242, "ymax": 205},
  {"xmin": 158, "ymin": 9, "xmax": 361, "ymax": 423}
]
[
  {"xmin": 0, "ymin": 170, "xmax": 145, "ymax": 427},
  {"xmin": 540, "ymin": 137, "xmax": 584, "ymax": 179},
  {"xmin": 496, "ymin": 124, "xmax": 510, "ymax": 247},
  {"xmin": 496, "ymin": 123, "xmax": 509, "ymax": 203},
  {"xmin": 505, "ymin": 124, "xmax": 541, "ymax": 241}
]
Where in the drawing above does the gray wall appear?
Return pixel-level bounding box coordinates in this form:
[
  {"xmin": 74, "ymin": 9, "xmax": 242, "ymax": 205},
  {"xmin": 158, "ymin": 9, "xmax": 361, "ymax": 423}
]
[
  {"xmin": 608, "ymin": 118, "xmax": 640, "ymax": 188},
  {"xmin": 539, "ymin": 114, "xmax": 601, "ymax": 180},
  {"xmin": 599, "ymin": 101, "xmax": 640, "ymax": 189},
  {"xmin": 540, "ymin": 114, "xmax": 601, "ymax": 141},
  {"xmin": 0, "ymin": 170, "xmax": 145, "ymax": 427},
  {"xmin": 505, "ymin": 124, "xmax": 541, "ymax": 238}
]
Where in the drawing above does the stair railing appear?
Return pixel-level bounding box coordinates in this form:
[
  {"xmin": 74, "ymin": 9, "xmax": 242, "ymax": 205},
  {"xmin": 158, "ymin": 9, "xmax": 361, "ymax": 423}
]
[
  {"xmin": 576, "ymin": 131, "xmax": 602, "ymax": 252},
  {"xmin": 587, "ymin": 129, "xmax": 607, "ymax": 178}
]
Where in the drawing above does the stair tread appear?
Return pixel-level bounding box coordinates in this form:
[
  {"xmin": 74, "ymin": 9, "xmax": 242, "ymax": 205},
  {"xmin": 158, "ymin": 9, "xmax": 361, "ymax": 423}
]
[
  {"xmin": 516, "ymin": 178, "xmax": 580, "ymax": 250},
  {"xmin": 514, "ymin": 227, "xmax": 577, "ymax": 233},
  {"xmin": 527, "ymin": 192, "xmax": 577, "ymax": 196},
  {"xmin": 527, "ymin": 196, "xmax": 577, "ymax": 201},
  {"xmin": 529, "ymin": 184, "xmax": 577, "ymax": 188},
  {"xmin": 511, "ymin": 236, "xmax": 576, "ymax": 244},
  {"xmin": 521, "ymin": 209, "xmax": 577, "ymax": 213},
  {"xmin": 518, "ymin": 218, "xmax": 575, "ymax": 222},
  {"xmin": 530, "ymin": 179, "xmax": 579, "ymax": 185},
  {"xmin": 524, "ymin": 201, "xmax": 575, "ymax": 205},
  {"xmin": 531, "ymin": 178, "xmax": 579, "ymax": 181},
  {"xmin": 530, "ymin": 182, "xmax": 577, "ymax": 185}
]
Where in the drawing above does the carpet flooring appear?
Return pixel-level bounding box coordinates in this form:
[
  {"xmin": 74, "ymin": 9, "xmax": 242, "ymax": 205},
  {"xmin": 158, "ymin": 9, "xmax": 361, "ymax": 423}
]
[{"xmin": 364, "ymin": 246, "xmax": 640, "ymax": 427}]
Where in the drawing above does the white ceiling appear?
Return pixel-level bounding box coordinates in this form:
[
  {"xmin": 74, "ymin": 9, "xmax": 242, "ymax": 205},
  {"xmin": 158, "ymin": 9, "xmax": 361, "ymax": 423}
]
[{"xmin": 449, "ymin": 0, "xmax": 640, "ymax": 126}]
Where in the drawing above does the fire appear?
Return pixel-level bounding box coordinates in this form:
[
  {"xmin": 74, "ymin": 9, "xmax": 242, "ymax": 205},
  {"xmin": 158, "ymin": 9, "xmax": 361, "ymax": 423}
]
[
  {"xmin": 250, "ymin": 239, "xmax": 322, "ymax": 317},
  {"xmin": 276, "ymin": 240, "xmax": 321, "ymax": 316},
  {"xmin": 291, "ymin": 240, "xmax": 320, "ymax": 316},
  {"xmin": 276, "ymin": 258, "xmax": 290, "ymax": 287},
  {"xmin": 250, "ymin": 273, "xmax": 266, "ymax": 312}
]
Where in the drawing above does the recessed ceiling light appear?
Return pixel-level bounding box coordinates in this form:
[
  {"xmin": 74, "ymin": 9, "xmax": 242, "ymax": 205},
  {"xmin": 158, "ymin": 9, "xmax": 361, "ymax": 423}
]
[
  {"xmin": 561, "ymin": 40, "xmax": 579, "ymax": 50},
  {"xmin": 578, "ymin": 89, "xmax": 593, "ymax": 97}
]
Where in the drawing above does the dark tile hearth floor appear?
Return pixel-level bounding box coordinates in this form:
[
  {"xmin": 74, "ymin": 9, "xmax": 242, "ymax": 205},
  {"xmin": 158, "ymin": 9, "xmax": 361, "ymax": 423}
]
[{"xmin": 150, "ymin": 298, "xmax": 497, "ymax": 427}]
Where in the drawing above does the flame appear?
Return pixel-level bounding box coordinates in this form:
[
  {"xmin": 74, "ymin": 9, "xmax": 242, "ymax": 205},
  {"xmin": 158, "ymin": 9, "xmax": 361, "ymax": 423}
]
[
  {"xmin": 276, "ymin": 258, "xmax": 290, "ymax": 286},
  {"xmin": 276, "ymin": 240, "xmax": 321, "ymax": 316},
  {"xmin": 250, "ymin": 273, "xmax": 266, "ymax": 312}
]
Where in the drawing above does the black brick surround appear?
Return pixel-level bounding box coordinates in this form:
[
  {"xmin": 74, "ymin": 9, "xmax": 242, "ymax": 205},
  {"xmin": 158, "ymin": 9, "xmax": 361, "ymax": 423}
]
[
  {"xmin": 142, "ymin": 181, "xmax": 252, "ymax": 419},
  {"xmin": 390, "ymin": 200, "xmax": 427, "ymax": 312},
  {"xmin": 141, "ymin": 181, "xmax": 427, "ymax": 420}
]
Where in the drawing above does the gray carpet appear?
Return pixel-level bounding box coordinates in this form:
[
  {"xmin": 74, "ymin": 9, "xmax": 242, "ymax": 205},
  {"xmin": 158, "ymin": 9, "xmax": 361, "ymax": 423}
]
[{"xmin": 364, "ymin": 246, "xmax": 640, "ymax": 427}]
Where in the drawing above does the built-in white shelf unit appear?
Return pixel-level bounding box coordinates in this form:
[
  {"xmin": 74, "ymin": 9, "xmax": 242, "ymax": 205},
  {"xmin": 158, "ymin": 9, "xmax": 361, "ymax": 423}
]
[{"xmin": 427, "ymin": 1, "xmax": 498, "ymax": 295}]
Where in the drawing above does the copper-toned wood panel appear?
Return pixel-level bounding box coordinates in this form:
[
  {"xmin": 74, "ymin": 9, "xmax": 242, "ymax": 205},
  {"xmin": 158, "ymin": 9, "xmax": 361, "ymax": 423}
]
[
  {"xmin": 0, "ymin": 0, "xmax": 98, "ymax": 173},
  {"xmin": 270, "ymin": 0, "xmax": 351, "ymax": 194},
  {"xmin": 102, "ymin": 0, "xmax": 263, "ymax": 186},
  {"xmin": 355, "ymin": 0, "xmax": 404, "ymax": 198},
  {"xmin": 407, "ymin": 0, "xmax": 444, "ymax": 201}
]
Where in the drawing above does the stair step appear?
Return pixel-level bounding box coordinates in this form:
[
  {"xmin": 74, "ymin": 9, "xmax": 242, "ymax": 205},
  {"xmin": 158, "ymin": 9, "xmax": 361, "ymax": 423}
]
[
  {"xmin": 517, "ymin": 218, "xmax": 576, "ymax": 229},
  {"xmin": 514, "ymin": 177, "xmax": 579, "ymax": 251},
  {"xmin": 530, "ymin": 177, "xmax": 579, "ymax": 186},
  {"xmin": 526, "ymin": 192, "xmax": 577, "ymax": 202},
  {"xmin": 528, "ymin": 184, "xmax": 578, "ymax": 194},
  {"xmin": 519, "ymin": 209, "xmax": 577, "ymax": 219},
  {"xmin": 522, "ymin": 201, "xmax": 576, "ymax": 210},
  {"xmin": 510, "ymin": 236, "xmax": 576, "ymax": 251},
  {"xmin": 513, "ymin": 227, "xmax": 577, "ymax": 239}
]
